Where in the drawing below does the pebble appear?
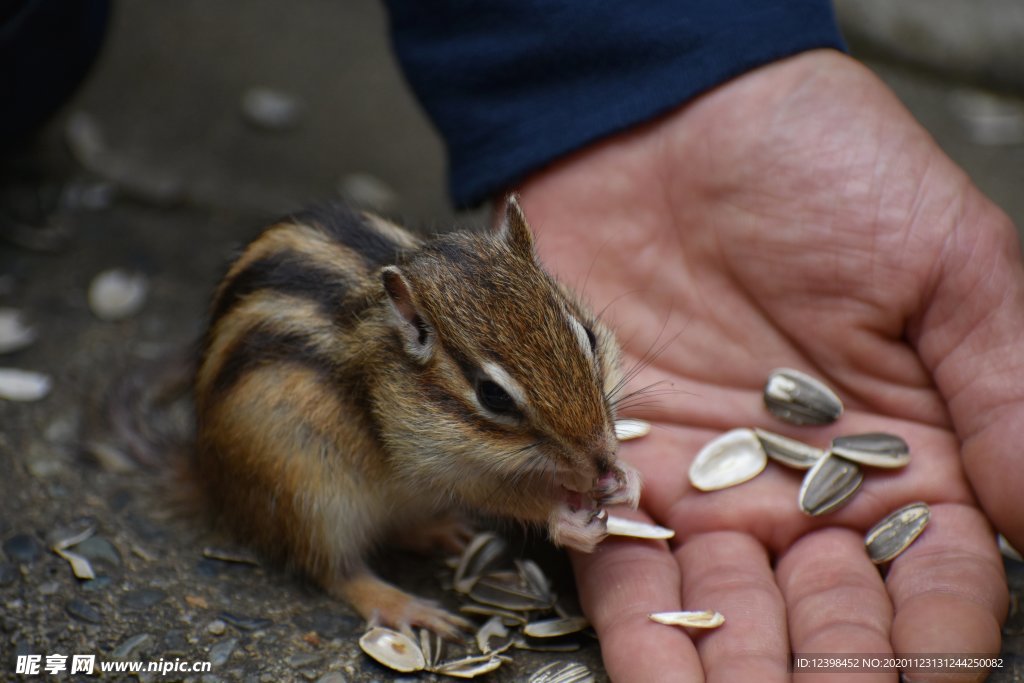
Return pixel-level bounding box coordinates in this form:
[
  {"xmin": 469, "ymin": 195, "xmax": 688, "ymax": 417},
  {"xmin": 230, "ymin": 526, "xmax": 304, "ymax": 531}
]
[
  {"xmin": 66, "ymin": 599, "xmax": 103, "ymax": 624},
  {"xmin": 122, "ymin": 587, "xmax": 167, "ymax": 610},
  {"xmin": 209, "ymin": 637, "xmax": 239, "ymax": 666},
  {"xmin": 3, "ymin": 533, "xmax": 42, "ymax": 564},
  {"xmin": 25, "ymin": 443, "xmax": 64, "ymax": 478},
  {"xmin": 287, "ymin": 653, "xmax": 322, "ymax": 668},
  {"xmin": 113, "ymin": 633, "xmax": 153, "ymax": 659},
  {"xmin": 0, "ymin": 368, "xmax": 52, "ymax": 402},
  {"xmin": 0, "ymin": 562, "xmax": 17, "ymax": 586},
  {"xmin": 75, "ymin": 536, "xmax": 122, "ymax": 569},
  {"xmin": 81, "ymin": 576, "xmax": 112, "ymax": 592},
  {"xmin": 207, "ymin": 619, "xmax": 227, "ymax": 636},
  {"xmin": 219, "ymin": 611, "xmax": 272, "ymax": 631},
  {"xmin": 163, "ymin": 629, "xmax": 189, "ymax": 655},
  {"xmin": 292, "ymin": 611, "xmax": 360, "ymax": 639},
  {"xmin": 0, "ymin": 309, "xmax": 36, "ymax": 354},
  {"xmin": 336, "ymin": 172, "xmax": 398, "ymax": 211},
  {"xmin": 37, "ymin": 580, "xmax": 61, "ymax": 596},
  {"xmin": 315, "ymin": 674, "xmax": 348, "ymax": 683}
]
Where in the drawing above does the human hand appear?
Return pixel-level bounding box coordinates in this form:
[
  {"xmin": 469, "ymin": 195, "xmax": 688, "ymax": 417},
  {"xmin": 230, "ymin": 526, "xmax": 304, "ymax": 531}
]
[{"xmin": 517, "ymin": 50, "xmax": 1020, "ymax": 682}]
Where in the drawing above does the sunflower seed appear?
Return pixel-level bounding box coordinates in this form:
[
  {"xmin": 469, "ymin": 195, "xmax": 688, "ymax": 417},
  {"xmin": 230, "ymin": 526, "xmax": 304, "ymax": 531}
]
[
  {"xmin": 431, "ymin": 653, "xmax": 505, "ymax": 678},
  {"xmin": 88, "ymin": 269, "xmax": 148, "ymax": 321},
  {"xmin": 764, "ymin": 368, "xmax": 843, "ymax": 425},
  {"xmin": 0, "ymin": 309, "xmax": 36, "ymax": 354},
  {"xmin": 605, "ymin": 515, "xmax": 675, "ymax": 540},
  {"xmin": 798, "ymin": 452, "xmax": 863, "ymax": 516},
  {"xmin": 614, "ymin": 419, "xmax": 651, "ymax": 441},
  {"xmin": 515, "ymin": 559, "xmax": 552, "ymax": 601},
  {"xmin": 830, "ymin": 433, "xmax": 910, "ymax": 469},
  {"xmin": 754, "ymin": 428, "xmax": 825, "ymax": 469},
  {"xmin": 523, "ymin": 616, "xmax": 590, "ymax": 639},
  {"xmin": 419, "ymin": 628, "xmax": 442, "ymax": 668},
  {"xmin": 358, "ymin": 627, "xmax": 425, "ymax": 672},
  {"xmin": 469, "ymin": 577, "xmax": 554, "ymax": 612},
  {"xmin": 689, "ymin": 428, "xmax": 767, "ymax": 491},
  {"xmin": 454, "ymin": 532, "xmax": 507, "ymax": 594},
  {"xmin": 458, "ymin": 604, "xmax": 528, "ymax": 627},
  {"xmin": 202, "ymin": 546, "xmax": 260, "ymax": 566},
  {"xmin": 865, "ymin": 502, "xmax": 931, "ymax": 564},
  {"xmin": 0, "ymin": 368, "xmax": 52, "ymax": 401},
  {"xmin": 648, "ymin": 610, "xmax": 725, "ymax": 629},
  {"xmin": 512, "ymin": 635, "xmax": 581, "ymax": 653},
  {"xmin": 529, "ymin": 661, "xmax": 595, "ymax": 683}
]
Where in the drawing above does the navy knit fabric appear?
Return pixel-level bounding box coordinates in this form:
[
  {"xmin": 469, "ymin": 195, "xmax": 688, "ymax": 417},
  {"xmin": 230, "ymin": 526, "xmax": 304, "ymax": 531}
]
[{"xmin": 386, "ymin": 1, "xmax": 846, "ymax": 207}]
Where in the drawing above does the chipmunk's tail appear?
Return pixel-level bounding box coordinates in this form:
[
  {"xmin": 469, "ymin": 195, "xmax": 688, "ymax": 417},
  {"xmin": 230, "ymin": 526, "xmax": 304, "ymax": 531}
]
[{"xmin": 88, "ymin": 343, "xmax": 203, "ymax": 512}]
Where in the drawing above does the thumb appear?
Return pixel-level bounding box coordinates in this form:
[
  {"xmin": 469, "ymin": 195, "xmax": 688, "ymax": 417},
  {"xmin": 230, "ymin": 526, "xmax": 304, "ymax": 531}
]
[{"xmin": 913, "ymin": 187, "xmax": 1024, "ymax": 551}]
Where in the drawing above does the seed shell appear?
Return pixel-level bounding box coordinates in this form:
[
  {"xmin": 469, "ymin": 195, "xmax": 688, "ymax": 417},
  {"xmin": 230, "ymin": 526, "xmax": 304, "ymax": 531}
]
[
  {"xmin": 88, "ymin": 269, "xmax": 148, "ymax": 321},
  {"xmin": 614, "ymin": 419, "xmax": 651, "ymax": 441},
  {"xmin": 358, "ymin": 627, "xmax": 425, "ymax": 672},
  {"xmin": 523, "ymin": 616, "xmax": 590, "ymax": 639},
  {"xmin": 475, "ymin": 616, "xmax": 510, "ymax": 654},
  {"xmin": 454, "ymin": 532, "xmax": 507, "ymax": 594},
  {"xmin": 0, "ymin": 368, "xmax": 52, "ymax": 402},
  {"xmin": 689, "ymin": 428, "xmax": 767, "ymax": 491},
  {"xmin": 469, "ymin": 577, "xmax": 553, "ymax": 612},
  {"xmin": 605, "ymin": 515, "xmax": 675, "ymax": 540},
  {"xmin": 830, "ymin": 433, "xmax": 910, "ymax": 469},
  {"xmin": 0, "ymin": 309, "xmax": 36, "ymax": 354},
  {"xmin": 798, "ymin": 452, "xmax": 863, "ymax": 516},
  {"xmin": 999, "ymin": 534, "xmax": 1023, "ymax": 562},
  {"xmin": 764, "ymin": 368, "xmax": 843, "ymax": 425},
  {"xmin": 431, "ymin": 653, "xmax": 505, "ymax": 678},
  {"xmin": 865, "ymin": 502, "xmax": 931, "ymax": 564},
  {"xmin": 754, "ymin": 428, "xmax": 825, "ymax": 470},
  {"xmin": 649, "ymin": 610, "xmax": 725, "ymax": 629}
]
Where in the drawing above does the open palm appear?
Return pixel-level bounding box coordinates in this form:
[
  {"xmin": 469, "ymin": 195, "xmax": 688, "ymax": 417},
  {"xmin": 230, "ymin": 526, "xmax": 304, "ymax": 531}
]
[{"xmin": 519, "ymin": 51, "xmax": 1021, "ymax": 682}]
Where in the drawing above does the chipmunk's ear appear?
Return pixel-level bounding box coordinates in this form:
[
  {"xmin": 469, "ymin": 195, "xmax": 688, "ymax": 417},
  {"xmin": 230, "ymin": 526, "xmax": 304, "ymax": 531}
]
[
  {"xmin": 381, "ymin": 266, "xmax": 434, "ymax": 363},
  {"xmin": 496, "ymin": 193, "xmax": 535, "ymax": 260}
]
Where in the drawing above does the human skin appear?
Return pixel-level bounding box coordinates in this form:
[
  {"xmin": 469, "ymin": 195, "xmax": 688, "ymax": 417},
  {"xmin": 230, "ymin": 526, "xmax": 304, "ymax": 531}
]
[{"xmin": 516, "ymin": 50, "xmax": 1020, "ymax": 682}]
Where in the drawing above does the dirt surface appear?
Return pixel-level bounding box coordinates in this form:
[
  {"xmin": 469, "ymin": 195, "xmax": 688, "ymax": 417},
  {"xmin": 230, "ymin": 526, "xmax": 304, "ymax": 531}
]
[{"xmin": 1, "ymin": 1, "xmax": 1022, "ymax": 682}]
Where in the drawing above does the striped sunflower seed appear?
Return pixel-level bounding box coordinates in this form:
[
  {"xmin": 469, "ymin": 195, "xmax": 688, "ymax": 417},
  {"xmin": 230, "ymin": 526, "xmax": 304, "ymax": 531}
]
[
  {"xmin": 798, "ymin": 452, "xmax": 863, "ymax": 516},
  {"xmin": 614, "ymin": 418, "xmax": 651, "ymax": 441},
  {"xmin": 649, "ymin": 610, "xmax": 725, "ymax": 629},
  {"xmin": 764, "ymin": 368, "xmax": 843, "ymax": 425},
  {"xmin": 831, "ymin": 433, "xmax": 910, "ymax": 469},
  {"xmin": 754, "ymin": 428, "xmax": 825, "ymax": 469},
  {"xmin": 865, "ymin": 502, "xmax": 930, "ymax": 564}
]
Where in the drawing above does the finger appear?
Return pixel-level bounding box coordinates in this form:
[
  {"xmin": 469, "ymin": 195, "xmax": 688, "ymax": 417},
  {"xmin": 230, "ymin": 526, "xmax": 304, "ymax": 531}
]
[
  {"xmin": 911, "ymin": 199, "xmax": 1024, "ymax": 549},
  {"xmin": 572, "ymin": 531, "xmax": 703, "ymax": 683},
  {"xmin": 776, "ymin": 527, "xmax": 896, "ymax": 683},
  {"xmin": 886, "ymin": 503, "xmax": 1008, "ymax": 683},
  {"xmin": 676, "ymin": 531, "xmax": 789, "ymax": 683}
]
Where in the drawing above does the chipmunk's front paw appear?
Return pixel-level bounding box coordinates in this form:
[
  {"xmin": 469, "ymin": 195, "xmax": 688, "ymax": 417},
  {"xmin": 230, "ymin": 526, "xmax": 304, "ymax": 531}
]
[{"xmin": 548, "ymin": 503, "xmax": 608, "ymax": 553}]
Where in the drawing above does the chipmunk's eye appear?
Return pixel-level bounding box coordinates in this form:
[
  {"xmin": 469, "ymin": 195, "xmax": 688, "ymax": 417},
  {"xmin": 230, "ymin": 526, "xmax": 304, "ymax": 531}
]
[
  {"xmin": 583, "ymin": 325, "xmax": 597, "ymax": 354},
  {"xmin": 476, "ymin": 379, "xmax": 517, "ymax": 415}
]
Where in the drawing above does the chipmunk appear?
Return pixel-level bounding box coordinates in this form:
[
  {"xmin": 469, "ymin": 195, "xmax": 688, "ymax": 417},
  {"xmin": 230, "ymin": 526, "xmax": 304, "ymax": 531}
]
[{"xmin": 194, "ymin": 195, "xmax": 641, "ymax": 637}]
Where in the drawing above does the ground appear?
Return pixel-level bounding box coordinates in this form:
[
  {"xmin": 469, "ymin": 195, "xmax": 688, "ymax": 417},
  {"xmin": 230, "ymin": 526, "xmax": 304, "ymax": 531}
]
[{"xmin": 1, "ymin": 1, "xmax": 1022, "ymax": 681}]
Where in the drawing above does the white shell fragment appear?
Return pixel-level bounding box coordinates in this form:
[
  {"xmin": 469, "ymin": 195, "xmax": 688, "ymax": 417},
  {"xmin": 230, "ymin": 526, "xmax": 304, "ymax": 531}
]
[
  {"xmin": 523, "ymin": 616, "xmax": 590, "ymax": 639},
  {"xmin": 605, "ymin": 515, "xmax": 675, "ymax": 540},
  {"xmin": 240, "ymin": 87, "xmax": 303, "ymax": 130},
  {"xmin": 88, "ymin": 269, "xmax": 148, "ymax": 321},
  {"xmin": 337, "ymin": 172, "xmax": 399, "ymax": 211},
  {"xmin": 529, "ymin": 662, "xmax": 595, "ymax": 683},
  {"xmin": 865, "ymin": 502, "xmax": 931, "ymax": 564},
  {"xmin": 799, "ymin": 452, "xmax": 864, "ymax": 516},
  {"xmin": 358, "ymin": 627, "xmax": 425, "ymax": 673},
  {"xmin": 614, "ymin": 418, "xmax": 651, "ymax": 441},
  {"xmin": 754, "ymin": 428, "xmax": 825, "ymax": 470},
  {"xmin": 469, "ymin": 577, "xmax": 554, "ymax": 612},
  {"xmin": 54, "ymin": 549, "xmax": 96, "ymax": 580},
  {"xmin": 689, "ymin": 428, "xmax": 767, "ymax": 491},
  {"xmin": 0, "ymin": 309, "xmax": 37, "ymax": 354},
  {"xmin": 830, "ymin": 433, "xmax": 910, "ymax": 469},
  {"xmin": 649, "ymin": 610, "xmax": 725, "ymax": 629},
  {"xmin": 0, "ymin": 368, "xmax": 52, "ymax": 401},
  {"xmin": 764, "ymin": 368, "xmax": 843, "ymax": 425},
  {"xmin": 476, "ymin": 616, "xmax": 510, "ymax": 654}
]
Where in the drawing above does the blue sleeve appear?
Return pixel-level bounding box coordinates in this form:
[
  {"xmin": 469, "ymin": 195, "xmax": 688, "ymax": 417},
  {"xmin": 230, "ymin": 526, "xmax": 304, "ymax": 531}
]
[{"xmin": 384, "ymin": 1, "xmax": 846, "ymax": 207}]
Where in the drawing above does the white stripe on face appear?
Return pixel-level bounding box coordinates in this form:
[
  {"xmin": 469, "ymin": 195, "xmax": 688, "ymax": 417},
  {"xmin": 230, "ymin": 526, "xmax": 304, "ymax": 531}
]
[
  {"xmin": 567, "ymin": 313, "xmax": 594, "ymax": 359},
  {"xmin": 479, "ymin": 360, "xmax": 528, "ymax": 410}
]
